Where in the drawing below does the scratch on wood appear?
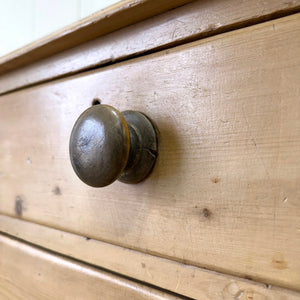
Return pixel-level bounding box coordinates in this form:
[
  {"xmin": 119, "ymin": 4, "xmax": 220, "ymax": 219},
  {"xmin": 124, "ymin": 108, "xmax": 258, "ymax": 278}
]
[
  {"xmin": 175, "ymin": 275, "xmax": 181, "ymax": 291},
  {"xmin": 146, "ymin": 268, "xmax": 153, "ymax": 279},
  {"xmin": 171, "ymin": 27, "xmax": 178, "ymax": 40},
  {"xmin": 242, "ymin": 104, "xmax": 270, "ymax": 178}
]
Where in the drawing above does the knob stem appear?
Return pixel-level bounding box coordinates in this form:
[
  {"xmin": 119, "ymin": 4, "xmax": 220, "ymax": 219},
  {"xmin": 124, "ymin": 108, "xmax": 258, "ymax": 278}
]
[{"xmin": 119, "ymin": 110, "xmax": 158, "ymax": 184}]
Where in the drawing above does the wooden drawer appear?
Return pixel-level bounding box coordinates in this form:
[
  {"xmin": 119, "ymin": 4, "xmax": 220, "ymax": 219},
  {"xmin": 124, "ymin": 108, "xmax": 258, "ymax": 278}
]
[
  {"xmin": 0, "ymin": 11, "xmax": 299, "ymax": 299},
  {"xmin": 2, "ymin": 216, "xmax": 300, "ymax": 300},
  {"xmin": 0, "ymin": 234, "xmax": 181, "ymax": 300}
]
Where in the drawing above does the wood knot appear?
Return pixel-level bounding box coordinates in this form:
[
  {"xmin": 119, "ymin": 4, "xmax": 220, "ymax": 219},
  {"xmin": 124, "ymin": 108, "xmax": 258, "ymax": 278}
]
[
  {"xmin": 211, "ymin": 177, "xmax": 221, "ymax": 183},
  {"xmin": 202, "ymin": 208, "xmax": 212, "ymax": 218},
  {"xmin": 15, "ymin": 196, "xmax": 24, "ymax": 217},
  {"xmin": 271, "ymin": 252, "xmax": 288, "ymax": 270},
  {"xmin": 52, "ymin": 186, "xmax": 62, "ymax": 195}
]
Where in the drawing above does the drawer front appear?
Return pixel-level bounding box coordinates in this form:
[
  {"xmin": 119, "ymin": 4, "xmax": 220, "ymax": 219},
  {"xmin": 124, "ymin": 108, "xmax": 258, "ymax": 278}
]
[
  {"xmin": 0, "ymin": 234, "xmax": 180, "ymax": 300},
  {"xmin": 0, "ymin": 14, "xmax": 299, "ymax": 290}
]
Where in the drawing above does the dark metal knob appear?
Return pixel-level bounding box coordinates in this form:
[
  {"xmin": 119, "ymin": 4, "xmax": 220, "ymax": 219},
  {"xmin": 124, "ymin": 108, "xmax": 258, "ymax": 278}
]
[{"xmin": 69, "ymin": 104, "xmax": 158, "ymax": 187}]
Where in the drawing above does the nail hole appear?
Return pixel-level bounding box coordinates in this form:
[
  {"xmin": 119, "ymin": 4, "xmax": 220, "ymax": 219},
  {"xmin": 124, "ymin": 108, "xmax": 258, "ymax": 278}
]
[{"xmin": 92, "ymin": 98, "xmax": 101, "ymax": 106}]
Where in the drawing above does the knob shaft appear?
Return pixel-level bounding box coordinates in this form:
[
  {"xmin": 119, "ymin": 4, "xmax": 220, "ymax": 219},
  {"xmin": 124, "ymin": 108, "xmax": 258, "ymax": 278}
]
[{"xmin": 69, "ymin": 104, "xmax": 158, "ymax": 187}]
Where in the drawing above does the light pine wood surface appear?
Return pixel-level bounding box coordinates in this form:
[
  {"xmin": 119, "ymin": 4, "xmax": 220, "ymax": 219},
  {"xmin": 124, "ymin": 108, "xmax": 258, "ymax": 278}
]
[
  {"xmin": 0, "ymin": 0, "xmax": 299, "ymax": 95},
  {"xmin": 1, "ymin": 215, "xmax": 299, "ymax": 300},
  {"xmin": 0, "ymin": 234, "xmax": 183, "ymax": 300},
  {"xmin": 0, "ymin": 0, "xmax": 194, "ymax": 75},
  {"xmin": 0, "ymin": 14, "xmax": 299, "ymax": 290}
]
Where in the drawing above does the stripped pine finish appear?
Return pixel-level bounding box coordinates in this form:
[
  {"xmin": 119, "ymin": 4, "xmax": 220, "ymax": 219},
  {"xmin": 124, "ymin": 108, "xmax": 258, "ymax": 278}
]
[
  {"xmin": 0, "ymin": 234, "xmax": 183, "ymax": 300},
  {"xmin": 0, "ymin": 0, "xmax": 194, "ymax": 75},
  {"xmin": 0, "ymin": 14, "xmax": 299, "ymax": 291},
  {"xmin": 1, "ymin": 215, "xmax": 300, "ymax": 299}
]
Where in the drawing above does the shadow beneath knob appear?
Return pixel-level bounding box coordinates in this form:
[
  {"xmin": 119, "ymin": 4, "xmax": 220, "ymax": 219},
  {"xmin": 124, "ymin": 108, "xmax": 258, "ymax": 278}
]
[{"xmin": 130, "ymin": 115, "xmax": 184, "ymax": 206}]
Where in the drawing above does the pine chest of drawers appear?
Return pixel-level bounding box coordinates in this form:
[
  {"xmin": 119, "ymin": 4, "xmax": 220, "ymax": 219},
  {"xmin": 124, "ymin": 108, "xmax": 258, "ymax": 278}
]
[{"xmin": 0, "ymin": 1, "xmax": 300, "ymax": 299}]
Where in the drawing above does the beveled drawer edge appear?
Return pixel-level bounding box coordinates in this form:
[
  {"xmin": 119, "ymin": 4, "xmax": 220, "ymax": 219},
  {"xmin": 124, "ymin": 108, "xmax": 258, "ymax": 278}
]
[
  {"xmin": 0, "ymin": 233, "xmax": 183, "ymax": 300},
  {"xmin": 1, "ymin": 214, "xmax": 299, "ymax": 299}
]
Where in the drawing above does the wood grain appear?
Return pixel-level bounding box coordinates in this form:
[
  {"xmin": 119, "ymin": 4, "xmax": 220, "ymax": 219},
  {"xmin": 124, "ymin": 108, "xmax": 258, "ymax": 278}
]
[
  {"xmin": 1, "ymin": 215, "xmax": 299, "ymax": 300},
  {"xmin": 0, "ymin": 0, "xmax": 194, "ymax": 75},
  {"xmin": 0, "ymin": 14, "xmax": 299, "ymax": 290},
  {"xmin": 0, "ymin": 234, "xmax": 182, "ymax": 300},
  {"xmin": 0, "ymin": 0, "xmax": 299, "ymax": 95}
]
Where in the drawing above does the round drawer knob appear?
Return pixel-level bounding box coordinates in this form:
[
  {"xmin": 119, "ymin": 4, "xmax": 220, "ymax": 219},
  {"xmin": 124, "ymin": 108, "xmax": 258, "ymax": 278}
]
[{"xmin": 69, "ymin": 104, "xmax": 158, "ymax": 187}]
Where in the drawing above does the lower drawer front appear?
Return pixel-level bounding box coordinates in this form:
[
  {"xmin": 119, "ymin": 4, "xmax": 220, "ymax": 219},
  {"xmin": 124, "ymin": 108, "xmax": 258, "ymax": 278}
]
[
  {"xmin": 0, "ymin": 234, "xmax": 180, "ymax": 300},
  {"xmin": 0, "ymin": 14, "xmax": 299, "ymax": 290}
]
